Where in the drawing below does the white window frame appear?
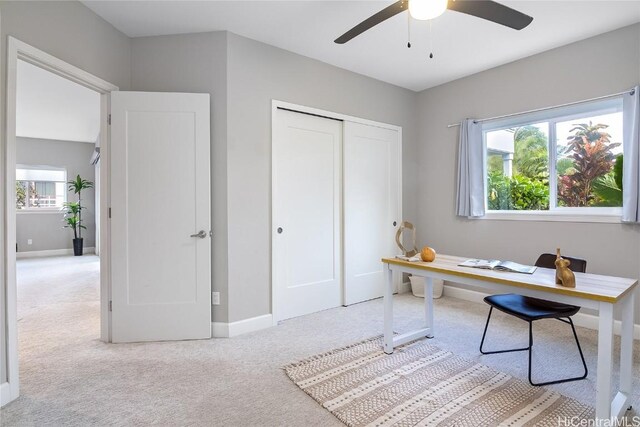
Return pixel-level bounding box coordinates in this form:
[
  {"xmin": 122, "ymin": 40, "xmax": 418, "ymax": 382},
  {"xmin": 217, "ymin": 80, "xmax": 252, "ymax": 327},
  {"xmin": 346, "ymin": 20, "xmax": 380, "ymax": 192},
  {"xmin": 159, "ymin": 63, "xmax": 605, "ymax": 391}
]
[
  {"xmin": 481, "ymin": 97, "xmax": 624, "ymax": 223},
  {"xmin": 15, "ymin": 166, "xmax": 67, "ymax": 213}
]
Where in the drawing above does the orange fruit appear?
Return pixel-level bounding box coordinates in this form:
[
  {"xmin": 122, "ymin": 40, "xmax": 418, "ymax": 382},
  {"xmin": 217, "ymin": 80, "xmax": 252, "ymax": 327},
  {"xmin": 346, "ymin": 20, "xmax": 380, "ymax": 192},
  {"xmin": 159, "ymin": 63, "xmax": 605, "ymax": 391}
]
[{"xmin": 421, "ymin": 246, "xmax": 436, "ymax": 262}]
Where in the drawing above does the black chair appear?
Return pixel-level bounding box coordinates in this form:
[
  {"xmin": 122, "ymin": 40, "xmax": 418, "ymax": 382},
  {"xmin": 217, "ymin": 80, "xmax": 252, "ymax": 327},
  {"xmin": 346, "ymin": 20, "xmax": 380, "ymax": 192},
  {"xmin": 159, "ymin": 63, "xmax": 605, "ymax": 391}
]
[{"xmin": 479, "ymin": 254, "xmax": 588, "ymax": 386}]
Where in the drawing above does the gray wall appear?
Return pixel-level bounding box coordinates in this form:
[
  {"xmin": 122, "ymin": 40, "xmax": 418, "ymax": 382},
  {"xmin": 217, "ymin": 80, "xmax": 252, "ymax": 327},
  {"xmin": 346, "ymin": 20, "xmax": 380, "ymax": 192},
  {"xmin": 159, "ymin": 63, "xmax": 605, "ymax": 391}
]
[
  {"xmin": 0, "ymin": 0, "xmax": 131, "ymax": 390},
  {"xmin": 416, "ymin": 24, "xmax": 640, "ymax": 319},
  {"xmin": 16, "ymin": 137, "xmax": 96, "ymax": 253},
  {"xmin": 130, "ymin": 31, "xmax": 420, "ymax": 324},
  {"xmin": 130, "ymin": 31, "xmax": 229, "ymax": 322},
  {"xmin": 225, "ymin": 33, "xmax": 419, "ymax": 322}
]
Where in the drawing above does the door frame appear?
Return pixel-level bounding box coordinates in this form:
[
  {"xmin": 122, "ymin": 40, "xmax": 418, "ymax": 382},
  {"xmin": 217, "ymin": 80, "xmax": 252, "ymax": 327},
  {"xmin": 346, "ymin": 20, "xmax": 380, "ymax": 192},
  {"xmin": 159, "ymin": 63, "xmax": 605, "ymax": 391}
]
[
  {"xmin": 1, "ymin": 37, "xmax": 118, "ymax": 406},
  {"xmin": 270, "ymin": 100, "xmax": 403, "ymax": 325}
]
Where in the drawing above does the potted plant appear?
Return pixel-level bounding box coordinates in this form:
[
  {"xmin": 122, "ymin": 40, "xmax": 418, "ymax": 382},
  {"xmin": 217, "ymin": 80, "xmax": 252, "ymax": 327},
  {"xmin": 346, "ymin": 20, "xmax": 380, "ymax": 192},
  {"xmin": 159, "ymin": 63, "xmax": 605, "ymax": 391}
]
[{"xmin": 63, "ymin": 175, "xmax": 93, "ymax": 256}]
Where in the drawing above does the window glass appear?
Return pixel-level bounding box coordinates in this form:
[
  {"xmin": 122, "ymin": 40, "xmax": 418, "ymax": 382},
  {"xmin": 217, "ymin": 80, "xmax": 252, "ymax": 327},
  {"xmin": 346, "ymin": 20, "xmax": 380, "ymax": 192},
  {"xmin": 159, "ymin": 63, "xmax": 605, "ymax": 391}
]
[
  {"xmin": 16, "ymin": 167, "xmax": 67, "ymax": 209},
  {"xmin": 555, "ymin": 112, "xmax": 623, "ymax": 208},
  {"xmin": 486, "ymin": 123, "xmax": 549, "ymax": 211}
]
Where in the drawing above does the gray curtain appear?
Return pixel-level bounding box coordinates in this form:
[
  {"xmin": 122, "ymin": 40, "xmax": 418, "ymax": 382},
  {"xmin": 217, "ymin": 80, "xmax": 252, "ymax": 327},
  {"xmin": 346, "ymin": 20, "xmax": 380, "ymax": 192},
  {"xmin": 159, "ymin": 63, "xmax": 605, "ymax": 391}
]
[
  {"xmin": 456, "ymin": 119, "xmax": 484, "ymax": 217},
  {"xmin": 623, "ymin": 86, "xmax": 639, "ymax": 222}
]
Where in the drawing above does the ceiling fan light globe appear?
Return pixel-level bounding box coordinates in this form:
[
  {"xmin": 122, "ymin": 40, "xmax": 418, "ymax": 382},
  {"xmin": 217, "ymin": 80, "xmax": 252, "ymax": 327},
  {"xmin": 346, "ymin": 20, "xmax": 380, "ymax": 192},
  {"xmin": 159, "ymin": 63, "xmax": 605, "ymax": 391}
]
[{"xmin": 409, "ymin": 0, "xmax": 448, "ymax": 20}]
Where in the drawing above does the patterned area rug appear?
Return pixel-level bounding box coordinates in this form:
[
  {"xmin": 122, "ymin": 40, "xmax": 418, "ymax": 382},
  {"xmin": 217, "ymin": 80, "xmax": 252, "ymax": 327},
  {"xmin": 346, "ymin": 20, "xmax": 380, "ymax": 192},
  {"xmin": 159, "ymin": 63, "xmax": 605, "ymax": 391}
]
[{"xmin": 284, "ymin": 336, "xmax": 594, "ymax": 426}]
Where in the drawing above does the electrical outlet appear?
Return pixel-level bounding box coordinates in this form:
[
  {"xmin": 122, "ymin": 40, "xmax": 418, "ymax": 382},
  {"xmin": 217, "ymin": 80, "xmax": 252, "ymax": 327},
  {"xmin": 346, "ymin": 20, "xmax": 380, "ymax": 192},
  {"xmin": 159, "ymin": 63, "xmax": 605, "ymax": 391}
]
[
  {"xmin": 27, "ymin": 239, "xmax": 33, "ymax": 245},
  {"xmin": 211, "ymin": 292, "xmax": 220, "ymax": 305}
]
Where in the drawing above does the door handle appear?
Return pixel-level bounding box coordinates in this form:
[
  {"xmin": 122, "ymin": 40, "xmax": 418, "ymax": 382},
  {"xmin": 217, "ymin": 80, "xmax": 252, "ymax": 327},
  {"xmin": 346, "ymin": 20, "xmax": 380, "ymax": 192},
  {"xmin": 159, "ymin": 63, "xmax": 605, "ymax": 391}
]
[{"xmin": 190, "ymin": 230, "xmax": 207, "ymax": 239}]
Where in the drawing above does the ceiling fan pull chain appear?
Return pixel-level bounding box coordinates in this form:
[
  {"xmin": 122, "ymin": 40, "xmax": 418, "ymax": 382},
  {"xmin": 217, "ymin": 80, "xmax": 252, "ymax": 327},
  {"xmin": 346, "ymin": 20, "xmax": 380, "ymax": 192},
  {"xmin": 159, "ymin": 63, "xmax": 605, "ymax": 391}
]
[
  {"xmin": 407, "ymin": 12, "xmax": 412, "ymax": 48},
  {"xmin": 428, "ymin": 20, "xmax": 434, "ymax": 59}
]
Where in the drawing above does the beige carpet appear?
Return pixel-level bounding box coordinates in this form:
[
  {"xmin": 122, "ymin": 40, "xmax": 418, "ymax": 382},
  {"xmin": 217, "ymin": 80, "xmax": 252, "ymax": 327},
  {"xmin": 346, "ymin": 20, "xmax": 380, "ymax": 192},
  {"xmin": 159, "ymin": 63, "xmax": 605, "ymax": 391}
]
[
  {"xmin": 2, "ymin": 255, "xmax": 640, "ymax": 426},
  {"xmin": 285, "ymin": 336, "xmax": 594, "ymax": 426}
]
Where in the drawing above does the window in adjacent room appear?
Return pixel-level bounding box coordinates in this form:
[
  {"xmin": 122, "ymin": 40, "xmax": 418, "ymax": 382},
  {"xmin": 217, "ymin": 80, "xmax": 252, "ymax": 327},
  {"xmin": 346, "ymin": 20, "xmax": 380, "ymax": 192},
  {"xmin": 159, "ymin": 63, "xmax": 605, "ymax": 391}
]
[
  {"xmin": 16, "ymin": 166, "xmax": 67, "ymax": 210},
  {"xmin": 483, "ymin": 97, "xmax": 624, "ymax": 216}
]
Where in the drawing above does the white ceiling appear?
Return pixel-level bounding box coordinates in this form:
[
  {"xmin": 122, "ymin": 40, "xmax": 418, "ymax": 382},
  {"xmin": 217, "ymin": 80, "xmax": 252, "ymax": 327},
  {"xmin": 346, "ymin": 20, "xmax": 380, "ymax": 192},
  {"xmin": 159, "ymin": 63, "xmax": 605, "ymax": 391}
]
[
  {"xmin": 17, "ymin": 60, "xmax": 100, "ymax": 143},
  {"xmin": 82, "ymin": 1, "xmax": 640, "ymax": 92}
]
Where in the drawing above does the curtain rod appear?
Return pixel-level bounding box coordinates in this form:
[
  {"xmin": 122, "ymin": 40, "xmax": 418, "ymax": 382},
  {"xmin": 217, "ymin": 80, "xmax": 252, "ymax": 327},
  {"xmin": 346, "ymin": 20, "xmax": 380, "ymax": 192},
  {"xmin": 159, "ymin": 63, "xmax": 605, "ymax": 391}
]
[{"xmin": 446, "ymin": 88, "xmax": 635, "ymax": 128}]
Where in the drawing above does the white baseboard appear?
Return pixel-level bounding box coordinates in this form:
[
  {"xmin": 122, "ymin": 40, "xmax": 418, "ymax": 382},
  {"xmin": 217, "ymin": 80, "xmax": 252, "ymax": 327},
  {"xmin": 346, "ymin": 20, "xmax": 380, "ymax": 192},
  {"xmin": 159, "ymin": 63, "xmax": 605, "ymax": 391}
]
[
  {"xmin": 1, "ymin": 382, "xmax": 12, "ymax": 407},
  {"xmin": 16, "ymin": 247, "xmax": 96, "ymax": 259},
  {"xmin": 443, "ymin": 284, "xmax": 640, "ymax": 340},
  {"xmin": 211, "ymin": 322, "xmax": 229, "ymax": 338},
  {"xmin": 212, "ymin": 314, "xmax": 273, "ymax": 338}
]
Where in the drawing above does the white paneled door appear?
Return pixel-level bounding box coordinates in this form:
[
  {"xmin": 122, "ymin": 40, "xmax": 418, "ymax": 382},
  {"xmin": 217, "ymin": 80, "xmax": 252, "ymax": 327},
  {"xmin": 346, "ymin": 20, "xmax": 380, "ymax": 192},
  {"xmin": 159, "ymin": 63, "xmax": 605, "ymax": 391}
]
[
  {"xmin": 344, "ymin": 122, "xmax": 400, "ymax": 305},
  {"xmin": 110, "ymin": 91, "xmax": 211, "ymax": 343},
  {"xmin": 273, "ymin": 109, "xmax": 343, "ymax": 321}
]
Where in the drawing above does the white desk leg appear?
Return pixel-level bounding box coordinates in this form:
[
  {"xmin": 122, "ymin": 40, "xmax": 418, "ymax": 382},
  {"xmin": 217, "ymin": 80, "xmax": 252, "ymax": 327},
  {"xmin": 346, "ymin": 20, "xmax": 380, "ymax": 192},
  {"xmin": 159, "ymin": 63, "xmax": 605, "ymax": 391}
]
[
  {"xmin": 596, "ymin": 302, "xmax": 614, "ymax": 421},
  {"xmin": 425, "ymin": 276, "xmax": 434, "ymax": 338},
  {"xmin": 384, "ymin": 266, "xmax": 394, "ymax": 354},
  {"xmin": 620, "ymin": 289, "xmax": 635, "ymax": 399}
]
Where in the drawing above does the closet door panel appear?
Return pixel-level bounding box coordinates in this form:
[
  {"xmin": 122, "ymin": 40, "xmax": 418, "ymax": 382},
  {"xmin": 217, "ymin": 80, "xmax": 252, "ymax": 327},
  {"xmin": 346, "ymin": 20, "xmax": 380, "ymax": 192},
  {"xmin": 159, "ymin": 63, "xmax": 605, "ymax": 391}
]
[
  {"xmin": 273, "ymin": 110, "xmax": 343, "ymax": 321},
  {"xmin": 344, "ymin": 122, "xmax": 400, "ymax": 305}
]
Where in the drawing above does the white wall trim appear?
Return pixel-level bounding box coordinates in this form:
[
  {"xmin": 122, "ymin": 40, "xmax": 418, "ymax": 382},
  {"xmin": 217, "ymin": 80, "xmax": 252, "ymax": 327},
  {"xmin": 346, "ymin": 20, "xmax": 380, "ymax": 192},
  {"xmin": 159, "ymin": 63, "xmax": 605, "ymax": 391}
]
[
  {"xmin": 273, "ymin": 100, "xmax": 402, "ymax": 133},
  {"xmin": 211, "ymin": 322, "xmax": 229, "ymax": 338},
  {"xmin": 12, "ymin": 39, "xmax": 118, "ymax": 93},
  {"xmin": 0, "ymin": 382, "xmax": 11, "ymax": 407},
  {"xmin": 212, "ymin": 314, "xmax": 273, "ymax": 338},
  {"xmin": 479, "ymin": 211, "xmax": 622, "ymax": 224},
  {"xmin": 0, "ymin": 7, "xmax": 6, "ymax": 405},
  {"xmin": 16, "ymin": 209, "xmax": 68, "ymax": 215},
  {"xmin": 443, "ymin": 284, "xmax": 640, "ymax": 340},
  {"xmin": 16, "ymin": 247, "xmax": 96, "ymax": 259}
]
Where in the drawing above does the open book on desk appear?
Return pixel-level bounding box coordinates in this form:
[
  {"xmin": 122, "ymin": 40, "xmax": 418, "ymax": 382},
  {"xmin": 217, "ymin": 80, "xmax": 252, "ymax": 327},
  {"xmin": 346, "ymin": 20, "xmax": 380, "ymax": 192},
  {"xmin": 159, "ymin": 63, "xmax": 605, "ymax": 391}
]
[{"xmin": 458, "ymin": 259, "xmax": 537, "ymax": 274}]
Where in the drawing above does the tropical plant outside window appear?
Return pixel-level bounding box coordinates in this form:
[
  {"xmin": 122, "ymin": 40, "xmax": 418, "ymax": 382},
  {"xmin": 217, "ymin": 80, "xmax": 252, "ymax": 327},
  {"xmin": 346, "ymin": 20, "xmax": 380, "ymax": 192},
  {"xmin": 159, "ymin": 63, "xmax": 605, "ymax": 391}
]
[
  {"xmin": 16, "ymin": 167, "xmax": 67, "ymax": 209},
  {"xmin": 484, "ymin": 99, "xmax": 623, "ymax": 213}
]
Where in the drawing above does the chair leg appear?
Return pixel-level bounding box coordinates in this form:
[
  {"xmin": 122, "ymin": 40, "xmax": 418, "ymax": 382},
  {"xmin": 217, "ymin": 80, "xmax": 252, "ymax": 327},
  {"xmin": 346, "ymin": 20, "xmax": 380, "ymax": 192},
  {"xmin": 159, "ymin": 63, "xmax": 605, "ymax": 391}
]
[
  {"xmin": 569, "ymin": 318, "xmax": 589, "ymax": 379},
  {"xmin": 527, "ymin": 318, "xmax": 589, "ymax": 386},
  {"xmin": 527, "ymin": 321, "xmax": 534, "ymax": 385},
  {"xmin": 479, "ymin": 307, "xmax": 493, "ymax": 354},
  {"xmin": 480, "ymin": 307, "xmax": 530, "ymax": 355}
]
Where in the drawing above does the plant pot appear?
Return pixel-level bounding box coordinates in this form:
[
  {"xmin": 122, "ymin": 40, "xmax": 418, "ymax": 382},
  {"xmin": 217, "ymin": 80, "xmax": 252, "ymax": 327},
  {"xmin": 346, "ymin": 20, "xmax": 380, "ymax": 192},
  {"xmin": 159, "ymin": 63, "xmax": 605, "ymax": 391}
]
[
  {"xmin": 409, "ymin": 275, "xmax": 444, "ymax": 299},
  {"xmin": 73, "ymin": 238, "xmax": 84, "ymax": 256}
]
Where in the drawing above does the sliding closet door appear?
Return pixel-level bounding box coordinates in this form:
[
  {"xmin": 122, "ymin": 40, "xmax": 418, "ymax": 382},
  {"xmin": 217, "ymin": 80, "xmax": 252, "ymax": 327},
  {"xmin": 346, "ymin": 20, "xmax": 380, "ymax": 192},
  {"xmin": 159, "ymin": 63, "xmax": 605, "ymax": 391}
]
[
  {"xmin": 344, "ymin": 122, "xmax": 400, "ymax": 305},
  {"xmin": 273, "ymin": 109, "xmax": 343, "ymax": 321}
]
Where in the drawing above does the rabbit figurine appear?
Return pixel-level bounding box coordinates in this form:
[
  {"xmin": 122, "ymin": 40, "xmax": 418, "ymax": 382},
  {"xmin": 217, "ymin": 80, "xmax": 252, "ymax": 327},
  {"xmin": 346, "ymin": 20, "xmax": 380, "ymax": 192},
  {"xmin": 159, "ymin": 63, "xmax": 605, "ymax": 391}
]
[{"xmin": 555, "ymin": 248, "xmax": 576, "ymax": 288}]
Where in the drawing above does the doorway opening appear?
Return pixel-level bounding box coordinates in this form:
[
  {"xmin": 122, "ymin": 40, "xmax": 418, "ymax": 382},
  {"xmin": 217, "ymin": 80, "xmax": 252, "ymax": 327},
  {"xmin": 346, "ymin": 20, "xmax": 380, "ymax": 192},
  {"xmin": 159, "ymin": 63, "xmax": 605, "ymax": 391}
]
[
  {"xmin": 14, "ymin": 56, "xmax": 102, "ymax": 398},
  {"xmin": 15, "ymin": 59, "xmax": 101, "ymax": 258},
  {"xmin": 2, "ymin": 37, "xmax": 117, "ymax": 406}
]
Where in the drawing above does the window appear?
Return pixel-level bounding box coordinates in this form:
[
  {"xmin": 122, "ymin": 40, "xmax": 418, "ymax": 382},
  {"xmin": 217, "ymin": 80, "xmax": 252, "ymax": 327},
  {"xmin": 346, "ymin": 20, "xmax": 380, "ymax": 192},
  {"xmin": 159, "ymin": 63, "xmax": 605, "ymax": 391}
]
[
  {"xmin": 16, "ymin": 167, "xmax": 67, "ymax": 210},
  {"xmin": 484, "ymin": 98, "xmax": 624, "ymax": 218}
]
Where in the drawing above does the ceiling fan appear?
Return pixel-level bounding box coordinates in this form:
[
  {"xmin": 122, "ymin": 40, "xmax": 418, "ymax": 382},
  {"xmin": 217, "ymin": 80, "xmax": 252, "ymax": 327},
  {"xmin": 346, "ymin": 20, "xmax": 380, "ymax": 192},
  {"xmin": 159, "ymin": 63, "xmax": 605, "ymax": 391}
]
[{"xmin": 335, "ymin": 0, "xmax": 533, "ymax": 44}]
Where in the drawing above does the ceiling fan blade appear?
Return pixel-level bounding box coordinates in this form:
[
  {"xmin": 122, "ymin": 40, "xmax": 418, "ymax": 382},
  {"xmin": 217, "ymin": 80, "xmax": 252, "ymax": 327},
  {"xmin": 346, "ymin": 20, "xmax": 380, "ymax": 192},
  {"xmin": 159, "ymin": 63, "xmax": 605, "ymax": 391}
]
[
  {"xmin": 447, "ymin": 0, "xmax": 533, "ymax": 30},
  {"xmin": 335, "ymin": 0, "xmax": 407, "ymax": 44}
]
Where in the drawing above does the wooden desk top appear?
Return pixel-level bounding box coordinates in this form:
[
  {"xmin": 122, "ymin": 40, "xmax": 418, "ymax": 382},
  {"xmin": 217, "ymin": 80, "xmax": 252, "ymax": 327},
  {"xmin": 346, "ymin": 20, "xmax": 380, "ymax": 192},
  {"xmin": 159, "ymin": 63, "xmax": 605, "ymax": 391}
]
[{"xmin": 382, "ymin": 254, "xmax": 637, "ymax": 304}]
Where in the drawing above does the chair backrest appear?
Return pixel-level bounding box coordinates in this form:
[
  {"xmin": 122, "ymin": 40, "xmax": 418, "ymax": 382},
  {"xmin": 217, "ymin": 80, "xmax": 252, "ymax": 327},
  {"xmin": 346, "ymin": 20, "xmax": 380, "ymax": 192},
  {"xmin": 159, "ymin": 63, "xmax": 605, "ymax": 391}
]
[{"xmin": 535, "ymin": 253, "xmax": 587, "ymax": 273}]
